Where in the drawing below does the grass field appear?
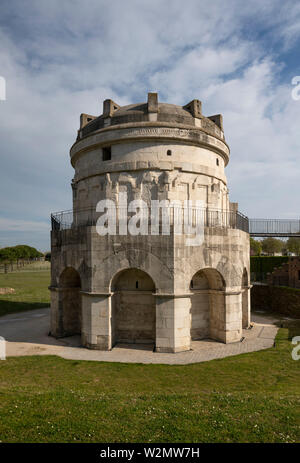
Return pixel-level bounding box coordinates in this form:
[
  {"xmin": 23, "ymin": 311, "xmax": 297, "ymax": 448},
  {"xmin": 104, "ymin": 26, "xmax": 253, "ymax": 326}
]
[
  {"xmin": 0, "ymin": 324, "xmax": 299, "ymax": 442},
  {"xmin": 0, "ymin": 270, "xmax": 50, "ymax": 316},
  {"xmin": 0, "ymin": 270, "xmax": 299, "ymax": 443}
]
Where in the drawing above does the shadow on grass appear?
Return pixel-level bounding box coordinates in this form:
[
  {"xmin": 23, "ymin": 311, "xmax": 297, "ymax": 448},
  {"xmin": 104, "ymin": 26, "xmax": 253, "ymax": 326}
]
[
  {"xmin": 0, "ymin": 300, "xmax": 49, "ymax": 317},
  {"xmin": 251, "ymin": 310, "xmax": 300, "ymax": 339},
  {"xmin": 275, "ymin": 319, "xmax": 300, "ymax": 339}
]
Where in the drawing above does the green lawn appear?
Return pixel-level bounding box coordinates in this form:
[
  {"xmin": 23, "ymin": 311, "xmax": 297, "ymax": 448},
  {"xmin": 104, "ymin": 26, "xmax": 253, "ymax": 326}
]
[
  {"xmin": 0, "ymin": 270, "xmax": 299, "ymax": 443},
  {"xmin": 0, "ymin": 324, "xmax": 299, "ymax": 443},
  {"xmin": 0, "ymin": 270, "xmax": 50, "ymax": 316}
]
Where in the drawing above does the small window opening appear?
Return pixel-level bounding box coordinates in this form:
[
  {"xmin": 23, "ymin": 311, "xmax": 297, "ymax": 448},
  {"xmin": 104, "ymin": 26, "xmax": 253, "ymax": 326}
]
[
  {"xmin": 190, "ymin": 280, "xmax": 193, "ymax": 289},
  {"xmin": 87, "ymin": 118, "xmax": 92, "ymax": 122},
  {"xmin": 167, "ymin": 150, "xmax": 172, "ymax": 156},
  {"xmin": 102, "ymin": 146, "xmax": 111, "ymax": 161},
  {"xmin": 136, "ymin": 281, "xmax": 139, "ymax": 289},
  {"xmin": 216, "ymin": 158, "xmax": 219, "ymax": 166}
]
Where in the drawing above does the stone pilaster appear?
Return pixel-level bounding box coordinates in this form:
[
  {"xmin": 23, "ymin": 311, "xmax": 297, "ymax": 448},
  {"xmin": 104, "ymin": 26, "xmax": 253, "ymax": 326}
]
[
  {"xmin": 242, "ymin": 286, "xmax": 252, "ymax": 329},
  {"xmin": 224, "ymin": 291, "xmax": 243, "ymax": 342},
  {"xmin": 81, "ymin": 292, "xmax": 112, "ymax": 350},
  {"xmin": 49, "ymin": 287, "xmax": 61, "ymax": 337},
  {"xmin": 155, "ymin": 294, "xmax": 191, "ymax": 353}
]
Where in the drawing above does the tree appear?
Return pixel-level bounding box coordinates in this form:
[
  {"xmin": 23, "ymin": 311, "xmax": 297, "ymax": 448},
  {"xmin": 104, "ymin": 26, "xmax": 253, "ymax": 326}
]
[
  {"xmin": 287, "ymin": 237, "xmax": 300, "ymax": 255},
  {"xmin": 250, "ymin": 237, "xmax": 262, "ymax": 255},
  {"xmin": 261, "ymin": 237, "xmax": 284, "ymax": 255},
  {"xmin": 0, "ymin": 245, "xmax": 43, "ymax": 262}
]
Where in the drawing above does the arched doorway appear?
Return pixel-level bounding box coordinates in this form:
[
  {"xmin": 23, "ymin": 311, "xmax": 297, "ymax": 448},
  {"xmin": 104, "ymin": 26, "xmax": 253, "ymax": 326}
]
[
  {"xmin": 111, "ymin": 268, "xmax": 156, "ymax": 346},
  {"xmin": 190, "ymin": 268, "xmax": 225, "ymax": 341},
  {"xmin": 59, "ymin": 267, "xmax": 81, "ymax": 336},
  {"xmin": 242, "ymin": 268, "xmax": 250, "ymax": 328}
]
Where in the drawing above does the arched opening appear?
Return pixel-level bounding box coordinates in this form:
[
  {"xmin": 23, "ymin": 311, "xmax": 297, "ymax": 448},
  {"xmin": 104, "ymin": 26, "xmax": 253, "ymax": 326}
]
[
  {"xmin": 242, "ymin": 268, "xmax": 250, "ymax": 328},
  {"xmin": 58, "ymin": 267, "xmax": 81, "ymax": 336},
  {"xmin": 111, "ymin": 268, "xmax": 156, "ymax": 346},
  {"xmin": 190, "ymin": 268, "xmax": 225, "ymax": 341}
]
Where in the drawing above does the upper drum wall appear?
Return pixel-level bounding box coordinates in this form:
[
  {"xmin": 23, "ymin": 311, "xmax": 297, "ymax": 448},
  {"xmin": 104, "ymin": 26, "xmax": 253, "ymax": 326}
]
[{"xmin": 70, "ymin": 93, "xmax": 231, "ymax": 211}]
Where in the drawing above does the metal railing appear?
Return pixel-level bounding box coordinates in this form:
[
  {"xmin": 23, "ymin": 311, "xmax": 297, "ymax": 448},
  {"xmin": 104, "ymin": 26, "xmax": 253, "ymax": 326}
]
[
  {"xmin": 249, "ymin": 219, "xmax": 300, "ymax": 237},
  {"xmin": 51, "ymin": 207, "xmax": 249, "ymax": 233}
]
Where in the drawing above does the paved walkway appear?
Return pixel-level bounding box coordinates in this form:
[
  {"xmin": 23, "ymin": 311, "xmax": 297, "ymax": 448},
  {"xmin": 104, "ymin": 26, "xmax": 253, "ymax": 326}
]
[{"xmin": 0, "ymin": 308, "xmax": 279, "ymax": 365}]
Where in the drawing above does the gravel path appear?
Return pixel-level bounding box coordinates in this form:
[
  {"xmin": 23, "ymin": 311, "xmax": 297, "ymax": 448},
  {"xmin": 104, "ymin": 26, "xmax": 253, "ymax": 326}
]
[{"xmin": 0, "ymin": 308, "xmax": 279, "ymax": 365}]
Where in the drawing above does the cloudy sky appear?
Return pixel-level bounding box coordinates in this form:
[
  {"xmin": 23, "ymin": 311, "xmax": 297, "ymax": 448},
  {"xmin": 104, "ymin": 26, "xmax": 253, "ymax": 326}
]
[{"xmin": 0, "ymin": 0, "xmax": 300, "ymax": 251}]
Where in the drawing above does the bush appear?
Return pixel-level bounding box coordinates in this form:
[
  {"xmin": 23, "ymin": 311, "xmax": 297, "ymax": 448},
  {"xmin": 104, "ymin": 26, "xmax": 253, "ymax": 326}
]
[
  {"xmin": 250, "ymin": 256, "xmax": 289, "ymax": 281},
  {"xmin": 251, "ymin": 284, "xmax": 300, "ymax": 318}
]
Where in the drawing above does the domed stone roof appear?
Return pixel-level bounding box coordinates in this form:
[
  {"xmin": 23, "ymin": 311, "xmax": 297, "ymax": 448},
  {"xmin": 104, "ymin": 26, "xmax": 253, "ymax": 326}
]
[
  {"xmin": 109, "ymin": 102, "xmax": 196, "ymax": 128},
  {"xmin": 113, "ymin": 102, "xmax": 194, "ymax": 118},
  {"xmin": 78, "ymin": 93, "xmax": 224, "ymax": 141}
]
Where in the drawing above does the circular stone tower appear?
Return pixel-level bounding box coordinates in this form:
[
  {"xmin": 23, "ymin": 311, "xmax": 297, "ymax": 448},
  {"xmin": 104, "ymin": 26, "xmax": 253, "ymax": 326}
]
[{"xmin": 50, "ymin": 92, "xmax": 250, "ymax": 353}]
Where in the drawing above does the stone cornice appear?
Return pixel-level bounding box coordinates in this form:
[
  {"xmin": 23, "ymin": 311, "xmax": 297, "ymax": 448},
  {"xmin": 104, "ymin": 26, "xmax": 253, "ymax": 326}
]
[
  {"xmin": 80, "ymin": 291, "xmax": 112, "ymax": 296},
  {"xmin": 50, "ymin": 287, "xmax": 245, "ymax": 297},
  {"xmin": 70, "ymin": 123, "xmax": 230, "ymax": 167},
  {"xmin": 154, "ymin": 293, "xmax": 194, "ymax": 298}
]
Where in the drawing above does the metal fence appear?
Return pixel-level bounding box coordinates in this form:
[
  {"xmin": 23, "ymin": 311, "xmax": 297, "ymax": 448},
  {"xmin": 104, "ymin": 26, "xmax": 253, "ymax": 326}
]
[
  {"xmin": 249, "ymin": 219, "xmax": 300, "ymax": 237},
  {"xmin": 51, "ymin": 207, "xmax": 249, "ymax": 234}
]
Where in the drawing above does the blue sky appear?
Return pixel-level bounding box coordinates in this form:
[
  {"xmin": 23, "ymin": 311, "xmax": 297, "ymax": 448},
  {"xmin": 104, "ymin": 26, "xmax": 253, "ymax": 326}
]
[{"xmin": 1, "ymin": 0, "xmax": 300, "ymax": 251}]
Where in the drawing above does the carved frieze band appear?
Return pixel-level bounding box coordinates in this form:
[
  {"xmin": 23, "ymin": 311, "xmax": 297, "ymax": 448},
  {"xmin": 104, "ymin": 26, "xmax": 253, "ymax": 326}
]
[{"xmin": 70, "ymin": 126, "xmax": 230, "ymax": 165}]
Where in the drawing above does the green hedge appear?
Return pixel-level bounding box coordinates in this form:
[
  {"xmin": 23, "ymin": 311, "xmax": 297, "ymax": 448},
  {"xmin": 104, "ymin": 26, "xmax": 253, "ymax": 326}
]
[
  {"xmin": 251, "ymin": 284, "xmax": 300, "ymax": 318},
  {"xmin": 250, "ymin": 256, "xmax": 289, "ymax": 275}
]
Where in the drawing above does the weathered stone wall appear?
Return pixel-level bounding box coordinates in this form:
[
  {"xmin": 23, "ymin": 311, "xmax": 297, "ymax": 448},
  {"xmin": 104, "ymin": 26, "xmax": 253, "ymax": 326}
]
[
  {"xmin": 113, "ymin": 292, "xmax": 156, "ymax": 344},
  {"xmin": 61, "ymin": 287, "xmax": 81, "ymax": 335},
  {"xmin": 50, "ymin": 225, "xmax": 249, "ymax": 350},
  {"xmin": 112, "ymin": 268, "xmax": 156, "ymax": 344},
  {"xmin": 50, "ymin": 93, "xmax": 250, "ymax": 352},
  {"xmin": 190, "ymin": 292, "xmax": 210, "ymax": 339}
]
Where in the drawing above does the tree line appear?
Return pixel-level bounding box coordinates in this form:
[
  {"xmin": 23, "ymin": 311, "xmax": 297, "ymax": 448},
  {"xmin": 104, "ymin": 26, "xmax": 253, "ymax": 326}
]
[
  {"xmin": 250, "ymin": 237, "xmax": 300, "ymax": 256},
  {"xmin": 0, "ymin": 245, "xmax": 44, "ymax": 263}
]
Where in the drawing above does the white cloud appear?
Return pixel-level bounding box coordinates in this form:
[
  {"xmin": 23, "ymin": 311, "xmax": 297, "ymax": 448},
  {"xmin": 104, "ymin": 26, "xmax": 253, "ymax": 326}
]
[
  {"xmin": 0, "ymin": 218, "xmax": 49, "ymax": 232},
  {"xmin": 0, "ymin": 0, "xmax": 300, "ymax": 248}
]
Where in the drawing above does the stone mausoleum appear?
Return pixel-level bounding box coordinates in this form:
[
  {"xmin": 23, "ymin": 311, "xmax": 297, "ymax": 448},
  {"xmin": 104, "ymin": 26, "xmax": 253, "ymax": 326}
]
[{"xmin": 50, "ymin": 92, "xmax": 250, "ymax": 353}]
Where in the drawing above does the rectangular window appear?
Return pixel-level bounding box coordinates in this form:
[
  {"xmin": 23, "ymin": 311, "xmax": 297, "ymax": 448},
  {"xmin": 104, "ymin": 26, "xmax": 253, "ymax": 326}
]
[{"xmin": 102, "ymin": 146, "xmax": 111, "ymax": 161}]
